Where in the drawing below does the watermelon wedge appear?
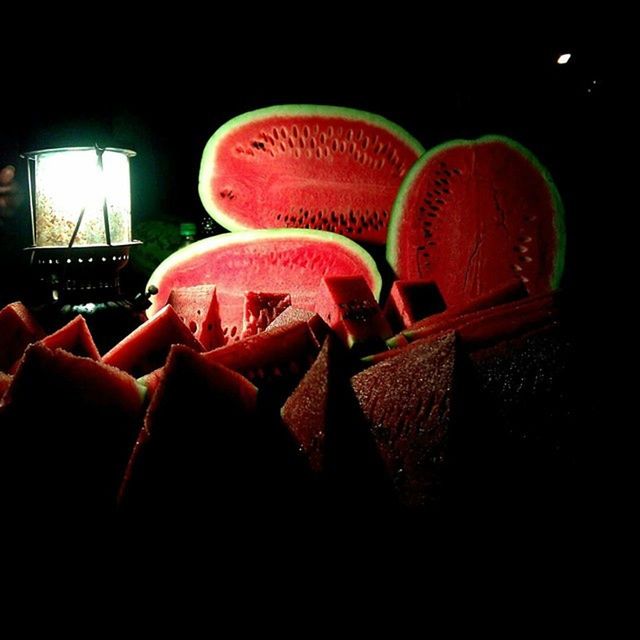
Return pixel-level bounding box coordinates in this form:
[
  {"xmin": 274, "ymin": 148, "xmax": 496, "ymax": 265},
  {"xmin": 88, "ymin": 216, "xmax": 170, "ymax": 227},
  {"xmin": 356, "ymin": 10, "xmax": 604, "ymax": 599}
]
[
  {"xmin": 351, "ymin": 332, "xmax": 458, "ymax": 508},
  {"xmin": 146, "ymin": 229, "xmax": 381, "ymax": 341},
  {"xmin": 39, "ymin": 315, "xmax": 101, "ymax": 362},
  {"xmin": 387, "ymin": 136, "xmax": 565, "ymax": 306},
  {"xmin": 0, "ymin": 302, "xmax": 44, "ymax": 372},
  {"xmin": 198, "ymin": 105, "xmax": 425, "ymax": 244},
  {"xmin": 167, "ymin": 284, "xmax": 225, "ymax": 350},
  {"xmin": 103, "ymin": 305, "xmax": 204, "ymax": 377},
  {"xmin": 0, "ymin": 344, "xmax": 144, "ymax": 515}
]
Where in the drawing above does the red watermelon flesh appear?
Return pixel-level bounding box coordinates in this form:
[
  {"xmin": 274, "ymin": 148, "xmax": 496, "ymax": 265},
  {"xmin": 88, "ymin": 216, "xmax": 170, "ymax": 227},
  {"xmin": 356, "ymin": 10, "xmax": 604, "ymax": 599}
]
[
  {"xmin": 138, "ymin": 320, "xmax": 320, "ymax": 401},
  {"xmin": 103, "ymin": 304, "xmax": 204, "ymax": 377},
  {"xmin": 385, "ymin": 278, "xmax": 527, "ymax": 348},
  {"xmin": 203, "ymin": 321, "xmax": 319, "ymax": 389},
  {"xmin": 387, "ymin": 136, "xmax": 565, "ymax": 307},
  {"xmin": 265, "ymin": 306, "xmax": 329, "ymax": 344},
  {"xmin": 383, "ymin": 279, "xmax": 446, "ymax": 331},
  {"xmin": 146, "ymin": 229, "xmax": 381, "ymax": 342},
  {"xmin": 365, "ymin": 291, "xmax": 558, "ymax": 366},
  {"xmin": 118, "ymin": 345, "xmax": 257, "ymax": 515},
  {"xmin": 37, "ymin": 315, "xmax": 100, "ymax": 363},
  {"xmin": 167, "ymin": 284, "xmax": 224, "ymax": 350},
  {"xmin": 0, "ymin": 302, "xmax": 45, "ymax": 372},
  {"xmin": 314, "ymin": 276, "xmax": 392, "ymax": 349},
  {"xmin": 199, "ymin": 105, "xmax": 425, "ymax": 245},
  {"xmin": 351, "ymin": 332, "xmax": 457, "ymax": 508},
  {"xmin": 404, "ymin": 290, "xmax": 559, "ymax": 345},
  {"xmin": 281, "ymin": 337, "xmax": 332, "ymax": 472},
  {"xmin": 242, "ymin": 292, "xmax": 291, "ymax": 339}
]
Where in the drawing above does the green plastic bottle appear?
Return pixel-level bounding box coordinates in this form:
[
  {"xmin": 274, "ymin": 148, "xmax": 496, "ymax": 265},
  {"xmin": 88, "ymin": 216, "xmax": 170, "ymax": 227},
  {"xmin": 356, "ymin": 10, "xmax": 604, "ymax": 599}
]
[{"xmin": 180, "ymin": 222, "xmax": 197, "ymax": 247}]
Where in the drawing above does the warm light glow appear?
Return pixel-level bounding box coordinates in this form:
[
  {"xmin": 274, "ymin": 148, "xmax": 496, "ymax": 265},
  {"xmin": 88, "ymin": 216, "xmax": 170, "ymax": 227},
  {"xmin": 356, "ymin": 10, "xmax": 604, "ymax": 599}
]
[
  {"xmin": 557, "ymin": 53, "xmax": 571, "ymax": 65},
  {"xmin": 33, "ymin": 148, "xmax": 132, "ymax": 247}
]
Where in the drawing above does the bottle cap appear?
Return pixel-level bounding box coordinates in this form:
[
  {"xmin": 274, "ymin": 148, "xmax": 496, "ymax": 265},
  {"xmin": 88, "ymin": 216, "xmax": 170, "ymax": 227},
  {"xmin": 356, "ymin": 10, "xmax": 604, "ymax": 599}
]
[{"xmin": 180, "ymin": 222, "xmax": 197, "ymax": 237}]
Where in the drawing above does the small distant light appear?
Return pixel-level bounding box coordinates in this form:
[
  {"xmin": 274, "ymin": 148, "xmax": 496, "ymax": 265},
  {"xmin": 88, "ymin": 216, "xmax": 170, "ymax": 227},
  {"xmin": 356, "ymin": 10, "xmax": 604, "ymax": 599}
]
[{"xmin": 557, "ymin": 53, "xmax": 572, "ymax": 65}]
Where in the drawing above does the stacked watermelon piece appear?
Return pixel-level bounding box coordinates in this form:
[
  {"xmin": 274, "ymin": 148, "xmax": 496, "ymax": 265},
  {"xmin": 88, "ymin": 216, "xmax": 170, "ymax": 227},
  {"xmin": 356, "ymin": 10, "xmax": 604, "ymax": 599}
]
[{"xmin": 0, "ymin": 104, "xmax": 575, "ymax": 521}]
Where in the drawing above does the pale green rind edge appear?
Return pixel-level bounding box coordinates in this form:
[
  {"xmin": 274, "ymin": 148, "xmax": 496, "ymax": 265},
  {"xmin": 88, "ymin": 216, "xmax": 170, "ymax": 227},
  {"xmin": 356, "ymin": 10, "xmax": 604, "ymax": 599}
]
[
  {"xmin": 198, "ymin": 104, "xmax": 426, "ymax": 233},
  {"xmin": 386, "ymin": 134, "xmax": 566, "ymax": 289},
  {"xmin": 146, "ymin": 228, "xmax": 383, "ymax": 317}
]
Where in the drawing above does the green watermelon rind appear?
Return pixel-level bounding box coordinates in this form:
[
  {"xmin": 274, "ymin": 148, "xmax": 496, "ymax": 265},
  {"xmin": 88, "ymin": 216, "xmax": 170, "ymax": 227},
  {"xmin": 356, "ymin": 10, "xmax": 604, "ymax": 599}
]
[
  {"xmin": 198, "ymin": 104, "xmax": 426, "ymax": 234},
  {"xmin": 146, "ymin": 228, "xmax": 383, "ymax": 317},
  {"xmin": 386, "ymin": 134, "xmax": 566, "ymax": 290}
]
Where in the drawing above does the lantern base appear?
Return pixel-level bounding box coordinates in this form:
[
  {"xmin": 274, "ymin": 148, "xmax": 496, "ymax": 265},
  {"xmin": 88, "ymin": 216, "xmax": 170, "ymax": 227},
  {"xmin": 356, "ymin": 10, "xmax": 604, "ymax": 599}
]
[
  {"xmin": 27, "ymin": 243, "xmax": 141, "ymax": 305},
  {"xmin": 26, "ymin": 243, "xmax": 152, "ymax": 352}
]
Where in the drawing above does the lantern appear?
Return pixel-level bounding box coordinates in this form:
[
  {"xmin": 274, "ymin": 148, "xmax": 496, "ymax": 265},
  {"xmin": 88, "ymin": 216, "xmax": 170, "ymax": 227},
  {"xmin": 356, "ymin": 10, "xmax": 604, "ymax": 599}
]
[{"xmin": 23, "ymin": 146, "xmax": 140, "ymax": 304}]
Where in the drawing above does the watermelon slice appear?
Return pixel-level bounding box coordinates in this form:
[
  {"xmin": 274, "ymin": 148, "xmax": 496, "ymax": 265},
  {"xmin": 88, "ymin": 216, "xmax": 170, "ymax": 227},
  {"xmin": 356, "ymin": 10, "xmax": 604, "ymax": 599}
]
[
  {"xmin": 103, "ymin": 305, "xmax": 204, "ymax": 377},
  {"xmin": 242, "ymin": 292, "xmax": 291, "ymax": 339},
  {"xmin": 383, "ymin": 279, "xmax": 446, "ymax": 331},
  {"xmin": 146, "ymin": 229, "xmax": 381, "ymax": 341},
  {"xmin": 0, "ymin": 344, "xmax": 144, "ymax": 515},
  {"xmin": 0, "ymin": 302, "xmax": 45, "ymax": 372},
  {"xmin": 468, "ymin": 325, "xmax": 577, "ymax": 510},
  {"xmin": 39, "ymin": 315, "xmax": 101, "ymax": 361},
  {"xmin": 281, "ymin": 337, "xmax": 333, "ymax": 472},
  {"xmin": 265, "ymin": 306, "xmax": 329, "ymax": 343},
  {"xmin": 167, "ymin": 284, "xmax": 225, "ymax": 350},
  {"xmin": 138, "ymin": 320, "xmax": 321, "ymax": 401},
  {"xmin": 387, "ymin": 136, "xmax": 565, "ymax": 306},
  {"xmin": 314, "ymin": 276, "xmax": 392, "ymax": 350},
  {"xmin": 199, "ymin": 105, "xmax": 425, "ymax": 245},
  {"xmin": 119, "ymin": 345, "xmax": 258, "ymax": 517},
  {"xmin": 365, "ymin": 291, "xmax": 559, "ymax": 366},
  {"xmin": 351, "ymin": 332, "xmax": 457, "ymax": 508}
]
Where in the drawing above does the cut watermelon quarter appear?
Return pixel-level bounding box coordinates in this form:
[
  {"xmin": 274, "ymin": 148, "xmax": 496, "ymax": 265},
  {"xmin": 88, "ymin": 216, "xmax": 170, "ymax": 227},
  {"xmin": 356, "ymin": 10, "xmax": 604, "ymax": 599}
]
[
  {"xmin": 387, "ymin": 135, "xmax": 565, "ymax": 307},
  {"xmin": 198, "ymin": 105, "xmax": 425, "ymax": 245},
  {"xmin": 146, "ymin": 229, "xmax": 381, "ymax": 342}
]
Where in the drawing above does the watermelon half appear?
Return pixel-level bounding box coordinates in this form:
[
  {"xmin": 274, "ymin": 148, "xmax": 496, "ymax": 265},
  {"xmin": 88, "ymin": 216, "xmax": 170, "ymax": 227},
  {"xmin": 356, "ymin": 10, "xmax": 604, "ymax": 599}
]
[
  {"xmin": 387, "ymin": 135, "xmax": 565, "ymax": 307},
  {"xmin": 146, "ymin": 229, "xmax": 381, "ymax": 342},
  {"xmin": 198, "ymin": 105, "xmax": 425, "ymax": 245}
]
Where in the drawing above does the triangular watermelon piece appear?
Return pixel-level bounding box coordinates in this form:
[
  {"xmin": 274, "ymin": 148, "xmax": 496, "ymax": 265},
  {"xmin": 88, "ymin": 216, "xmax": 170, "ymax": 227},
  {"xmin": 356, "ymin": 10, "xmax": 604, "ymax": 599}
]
[
  {"xmin": 351, "ymin": 332, "xmax": 457, "ymax": 508},
  {"xmin": 314, "ymin": 275, "xmax": 392, "ymax": 351},
  {"xmin": 137, "ymin": 320, "xmax": 321, "ymax": 403},
  {"xmin": 167, "ymin": 284, "xmax": 224, "ymax": 350},
  {"xmin": 464, "ymin": 324, "xmax": 578, "ymax": 513},
  {"xmin": 0, "ymin": 344, "xmax": 145, "ymax": 516},
  {"xmin": 383, "ymin": 279, "xmax": 446, "ymax": 331},
  {"xmin": 242, "ymin": 291, "xmax": 291, "ymax": 339},
  {"xmin": 281, "ymin": 337, "xmax": 333, "ymax": 472},
  {"xmin": 39, "ymin": 315, "xmax": 100, "ymax": 361},
  {"xmin": 102, "ymin": 304, "xmax": 204, "ymax": 377},
  {"xmin": 265, "ymin": 306, "xmax": 328, "ymax": 344},
  {"xmin": 0, "ymin": 302, "xmax": 45, "ymax": 372},
  {"xmin": 119, "ymin": 345, "xmax": 258, "ymax": 519},
  {"xmin": 203, "ymin": 321, "xmax": 320, "ymax": 396}
]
